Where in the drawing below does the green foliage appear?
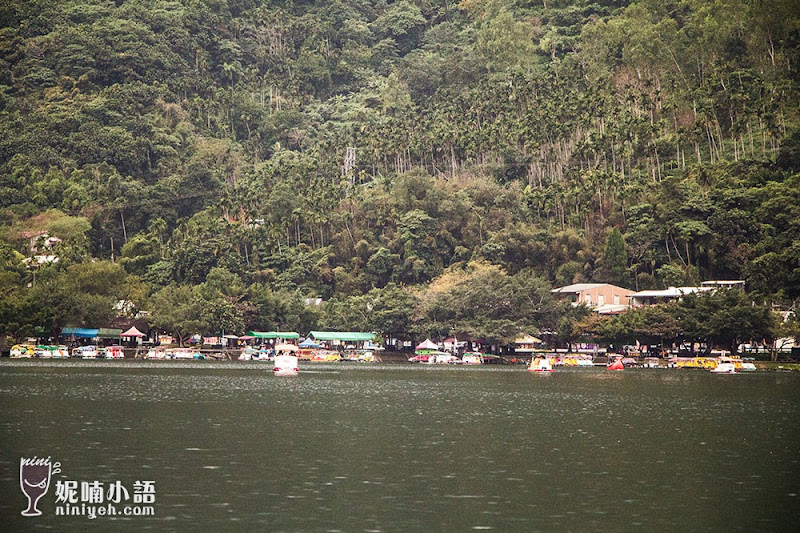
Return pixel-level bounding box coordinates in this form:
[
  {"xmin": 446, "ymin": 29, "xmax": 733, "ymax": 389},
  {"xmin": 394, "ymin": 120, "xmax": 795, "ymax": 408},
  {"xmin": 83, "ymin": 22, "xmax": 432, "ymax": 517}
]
[
  {"xmin": 149, "ymin": 284, "xmax": 205, "ymax": 346},
  {"xmin": 119, "ymin": 234, "xmax": 160, "ymax": 275},
  {"xmin": 10, "ymin": 260, "xmax": 129, "ymax": 337},
  {"xmin": 584, "ymin": 289, "xmax": 775, "ymax": 353},
  {"xmin": 675, "ymin": 290, "xmax": 776, "ymax": 353},
  {"xmin": 0, "ymin": 0, "xmax": 798, "ymax": 344},
  {"xmin": 415, "ymin": 261, "xmax": 561, "ymax": 343},
  {"xmin": 601, "ymin": 228, "xmax": 628, "ymax": 287}
]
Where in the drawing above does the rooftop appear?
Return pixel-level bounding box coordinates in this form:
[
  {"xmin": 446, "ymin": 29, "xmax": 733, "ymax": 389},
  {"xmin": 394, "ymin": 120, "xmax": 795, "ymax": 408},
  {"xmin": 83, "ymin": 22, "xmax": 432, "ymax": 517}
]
[
  {"xmin": 551, "ymin": 283, "xmax": 607, "ymax": 294},
  {"xmin": 630, "ymin": 286, "xmax": 714, "ymax": 298}
]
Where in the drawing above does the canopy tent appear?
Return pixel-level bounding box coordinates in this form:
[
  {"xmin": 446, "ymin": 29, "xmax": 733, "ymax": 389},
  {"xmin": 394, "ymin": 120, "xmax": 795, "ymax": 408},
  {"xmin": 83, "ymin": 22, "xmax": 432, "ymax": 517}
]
[
  {"xmin": 515, "ymin": 335, "xmax": 543, "ymax": 345},
  {"xmin": 61, "ymin": 327, "xmax": 100, "ymax": 338},
  {"xmin": 308, "ymin": 331, "xmax": 375, "ymax": 342},
  {"xmin": 415, "ymin": 339, "xmax": 439, "ymax": 350},
  {"xmin": 246, "ymin": 331, "xmax": 300, "ymax": 339},
  {"xmin": 121, "ymin": 326, "xmax": 145, "ymax": 337},
  {"xmin": 299, "ymin": 339, "xmax": 320, "ymax": 348},
  {"xmin": 274, "ymin": 343, "xmax": 299, "ymax": 352},
  {"xmin": 98, "ymin": 328, "xmax": 122, "ymax": 339}
]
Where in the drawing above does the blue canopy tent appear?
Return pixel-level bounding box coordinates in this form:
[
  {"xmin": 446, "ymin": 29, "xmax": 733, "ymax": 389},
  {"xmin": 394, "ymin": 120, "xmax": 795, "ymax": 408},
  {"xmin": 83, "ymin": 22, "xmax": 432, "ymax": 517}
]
[
  {"xmin": 61, "ymin": 327, "xmax": 100, "ymax": 338},
  {"xmin": 299, "ymin": 338, "xmax": 320, "ymax": 348}
]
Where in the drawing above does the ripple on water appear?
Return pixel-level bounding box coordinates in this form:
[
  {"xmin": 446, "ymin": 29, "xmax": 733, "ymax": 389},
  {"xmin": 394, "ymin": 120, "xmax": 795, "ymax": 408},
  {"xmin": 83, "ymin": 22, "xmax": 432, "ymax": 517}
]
[{"xmin": 1, "ymin": 362, "xmax": 799, "ymax": 531}]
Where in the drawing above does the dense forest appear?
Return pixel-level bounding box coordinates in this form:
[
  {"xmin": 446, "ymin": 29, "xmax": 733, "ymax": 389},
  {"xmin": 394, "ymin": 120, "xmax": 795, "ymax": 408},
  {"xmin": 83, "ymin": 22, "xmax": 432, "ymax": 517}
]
[{"xmin": 0, "ymin": 0, "xmax": 798, "ymax": 347}]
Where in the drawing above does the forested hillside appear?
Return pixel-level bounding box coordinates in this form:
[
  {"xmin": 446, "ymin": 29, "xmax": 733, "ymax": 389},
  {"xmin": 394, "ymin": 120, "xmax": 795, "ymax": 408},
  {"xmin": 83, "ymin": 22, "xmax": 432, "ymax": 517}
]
[{"xmin": 1, "ymin": 0, "xmax": 798, "ymax": 343}]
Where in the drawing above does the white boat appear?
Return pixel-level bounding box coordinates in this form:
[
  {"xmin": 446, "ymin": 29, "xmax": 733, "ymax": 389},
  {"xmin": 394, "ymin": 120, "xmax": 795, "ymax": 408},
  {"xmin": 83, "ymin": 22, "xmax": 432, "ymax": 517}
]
[
  {"xmin": 528, "ymin": 357, "xmax": 554, "ymax": 372},
  {"xmin": 72, "ymin": 345, "xmax": 99, "ymax": 359},
  {"xmin": 273, "ymin": 354, "xmax": 299, "ymax": 376},
  {"xmin": 419, "ymin": 351, "xmax": 456, "ymax": 364},
  {"xmin": 643, "ymin": 357, "xmax": 661, "ymax": 368},
  {"xmin": 461, "ymin": 352, "xmax": 483, "ymax": 365},
  {"xmin": 145, "ymin": 348, "xmax": 170, "ymax": 360},
  {"xmin": 433, "ymin": 352, "xmax": 457, "ymax": 364},
  {"xmin": 54, "ymin": 345, "xmax": 70, "ymax": 358},
  {"xmin": 32, "ymin": 345, "xmax": 71, "ymax": 358},
  {"xmin": 238, "ymin": 347, "xmax": 257, "ymax": 361},
  {"xmin": 103, "ymin": 345, "xmax": 125, "ymax": 359},
  {"xmin": 356, "ymin": 350, "xmax": 375, "ymax": 362},
  {"xmin": 711, "ymin": 357, "xmax": 737, "ymax": 374},
  {"xmin": 169, "ymin": 348, "xmax": 205, "ymax": 360}
]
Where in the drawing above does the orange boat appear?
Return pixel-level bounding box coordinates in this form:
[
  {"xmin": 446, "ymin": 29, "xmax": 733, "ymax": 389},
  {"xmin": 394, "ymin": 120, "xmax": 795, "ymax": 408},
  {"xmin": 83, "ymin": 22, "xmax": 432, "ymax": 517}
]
[{"xmin": 608, "ymin": 356, "xmax": 624, "ymax": 371}]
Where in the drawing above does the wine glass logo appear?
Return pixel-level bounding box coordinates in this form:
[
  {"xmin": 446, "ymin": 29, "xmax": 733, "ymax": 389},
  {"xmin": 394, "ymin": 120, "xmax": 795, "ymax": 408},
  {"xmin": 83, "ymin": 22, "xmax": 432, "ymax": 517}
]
[{"xmin": 20, "ymin": 456, "xmax": 60, "ymax": 517}]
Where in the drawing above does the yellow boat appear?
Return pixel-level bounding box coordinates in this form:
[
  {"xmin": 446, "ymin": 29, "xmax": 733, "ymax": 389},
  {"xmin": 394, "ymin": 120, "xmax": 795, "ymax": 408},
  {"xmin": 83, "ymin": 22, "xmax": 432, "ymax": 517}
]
[{"xmin": 10, "ymin": 344, "xmax": 35, "ymax": 358}]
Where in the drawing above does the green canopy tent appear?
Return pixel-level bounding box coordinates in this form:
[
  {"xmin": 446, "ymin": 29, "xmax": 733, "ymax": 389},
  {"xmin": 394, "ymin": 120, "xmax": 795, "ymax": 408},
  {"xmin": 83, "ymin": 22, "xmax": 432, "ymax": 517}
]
[
  {"xmin": 246, "ymin": 331, "xmax": 300, "ymax": 340},
  {"xmin": 98, "ymin": 328, "xmax": 122, "ymax": 339},
  {"xmin": 307, "ymin": 331, "xmax": 375, "ymax": 342}
]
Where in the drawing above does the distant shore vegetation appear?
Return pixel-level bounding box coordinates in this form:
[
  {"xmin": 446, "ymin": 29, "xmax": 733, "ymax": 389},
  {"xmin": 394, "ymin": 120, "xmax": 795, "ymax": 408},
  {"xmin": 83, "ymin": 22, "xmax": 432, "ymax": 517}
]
[{"xmin": 0, "ymin": 1, "xmax": 798, "ymax": 349}]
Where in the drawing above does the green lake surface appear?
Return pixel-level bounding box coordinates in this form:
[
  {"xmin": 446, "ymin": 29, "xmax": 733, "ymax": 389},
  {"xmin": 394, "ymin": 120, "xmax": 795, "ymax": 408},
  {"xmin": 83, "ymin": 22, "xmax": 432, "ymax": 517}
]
[{"xmin": 1, "ymin": 360, "xmax": 799, "ymax": 531}]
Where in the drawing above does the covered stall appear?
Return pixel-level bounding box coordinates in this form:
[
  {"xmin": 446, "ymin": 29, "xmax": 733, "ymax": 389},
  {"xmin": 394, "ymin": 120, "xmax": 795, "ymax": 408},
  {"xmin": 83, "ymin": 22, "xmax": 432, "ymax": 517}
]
[
  {"xmin": 415, "ymin": 339, "xmax": 439, "ymax": 352},
  {"xmin": 274, "ymin": 343, "xmax": 299, "ymax": 353},
  {"xmin": 98, "ymin": 328, "xmax": 122, "ymax": 340},
  {"xmin": 307, "ymin": 331, "xmax": 375, "ymax": 343},
  {"xmin": 62, "ymin": 327, "xmax": 100, "ymax": 339},
  {"xmin": 121, "ymin": 326, "xmax": 145, "ymax": 338},
  {"xmin": 247, "ymin": 331, "xmax": 300, "ymax": 340},
  {"xmin": 299, "ymin": 339, "xmax": 320, "ymax": 348}
]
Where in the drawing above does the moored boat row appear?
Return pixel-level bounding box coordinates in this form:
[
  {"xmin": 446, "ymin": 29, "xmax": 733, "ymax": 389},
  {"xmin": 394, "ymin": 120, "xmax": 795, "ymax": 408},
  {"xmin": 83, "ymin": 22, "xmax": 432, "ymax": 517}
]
[
  {"xmin": 72, "ymin": 345, "xmax": 125, "ymax": 359},
  {"xmin": 524, "ymin": 353, "xmax": 759, "ymax": 373},
  {"xmin": 145, "ymin": 347, "xmax": 207, "ymax": 360},
  {"xmin": 10, "ymin": 344, "xmax": 126, "ymax": 358},
  {"xmin": 10, "ymin": 344, "xmax": 70, "ymax": 358},
  {"xmin": 407, "ymin": 351, "xmax": 498, "ymax": 364}
]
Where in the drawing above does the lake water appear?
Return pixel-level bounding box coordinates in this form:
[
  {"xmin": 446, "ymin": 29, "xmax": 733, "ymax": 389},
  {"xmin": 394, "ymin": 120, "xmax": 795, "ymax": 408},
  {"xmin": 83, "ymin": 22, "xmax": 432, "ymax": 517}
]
[{"xmin": 1, "ymin": 360, "xmax": 799, "ymax": 531}]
